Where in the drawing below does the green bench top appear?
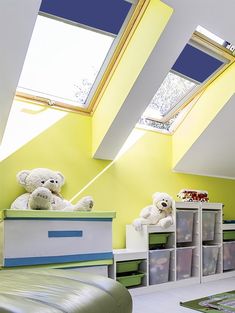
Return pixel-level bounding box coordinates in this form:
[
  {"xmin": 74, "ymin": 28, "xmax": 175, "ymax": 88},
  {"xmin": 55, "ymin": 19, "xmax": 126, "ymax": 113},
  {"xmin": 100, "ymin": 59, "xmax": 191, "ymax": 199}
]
[{"xmin": 0, "ymin": 209, "xmax": 116, "ymax": 220}]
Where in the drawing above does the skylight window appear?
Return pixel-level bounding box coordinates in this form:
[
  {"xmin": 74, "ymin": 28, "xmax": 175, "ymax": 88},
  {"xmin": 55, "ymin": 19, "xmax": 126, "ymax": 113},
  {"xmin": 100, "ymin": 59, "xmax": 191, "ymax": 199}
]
[
  {"xmin": 196, "ymin": 25, "xmax": 226, "ymax": 47},
  {"xmin": 171, "ymin": 43, "xmax": 224, "ymax": 83},
  {"xmin": 138, "ymin": 29, "xmax": 233, "ymax": 133},
  {"xmin": 142, "ymin": 72, "xmax": 196, "ymax": 120},
  {"xmin": 17, "ymin": 15, "xmax": 114, "ymax": 109},
  {"xmin": 139, "ymin": 115, "xmax": 177, "ymax": 133},
  {"xmin": 39, "ymin": 0, "xmax": 132, "ymax": 36}
]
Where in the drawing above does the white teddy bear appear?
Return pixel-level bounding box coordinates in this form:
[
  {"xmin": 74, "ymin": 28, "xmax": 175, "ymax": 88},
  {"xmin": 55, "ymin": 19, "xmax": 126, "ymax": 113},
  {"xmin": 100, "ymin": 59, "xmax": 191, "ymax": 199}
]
[
  {"xmin": 133, "ymin": 192, "xmax": 174, "ymax": 231},
  {"xmin": 10, "ymin": 168, "xmax": 94, "ymax": 211}
]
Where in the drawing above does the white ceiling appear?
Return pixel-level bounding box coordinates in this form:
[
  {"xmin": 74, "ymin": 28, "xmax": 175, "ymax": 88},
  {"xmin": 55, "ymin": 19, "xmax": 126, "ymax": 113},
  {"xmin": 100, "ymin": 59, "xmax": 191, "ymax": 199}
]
[
  {"xmin": 174, "ymin": 94, "xmax": 235, "ymax": 179},
  {"xmin": 0, "ymin": 0, "xmax": 41, "ymax": 143},
  {"xmin": 163, "ymin": 0, "xmax": 235, "ymax": 45}
]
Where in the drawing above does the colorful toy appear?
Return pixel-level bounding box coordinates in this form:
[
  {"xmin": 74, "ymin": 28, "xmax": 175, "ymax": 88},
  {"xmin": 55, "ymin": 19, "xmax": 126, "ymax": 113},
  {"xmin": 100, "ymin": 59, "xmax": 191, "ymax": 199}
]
[
  {"xmin": 10, "ymin": 168, "xmax": 94, "ymax": 211},
  {"xmin": 177, "ymin": 189, "xmax": 209, "ymax": 202},
  {"xmin": 132, "ymin": 192, "xmax": 174, "ymax": 231}
]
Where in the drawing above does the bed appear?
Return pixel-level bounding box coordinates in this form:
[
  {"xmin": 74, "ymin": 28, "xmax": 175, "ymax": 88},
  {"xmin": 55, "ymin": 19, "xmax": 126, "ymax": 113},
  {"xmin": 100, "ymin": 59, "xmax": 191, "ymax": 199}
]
[{"xmin": 0, "ymin": 268, "xmax": 132, "ymax": 313}]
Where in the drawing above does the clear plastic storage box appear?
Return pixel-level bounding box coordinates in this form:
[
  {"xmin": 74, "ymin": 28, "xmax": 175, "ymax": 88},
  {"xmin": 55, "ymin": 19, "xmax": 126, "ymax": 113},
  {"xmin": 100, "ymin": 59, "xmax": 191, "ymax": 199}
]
[
  {"xmin": 223, "ymin": 241, "xmax": 235, "ymax": 271},
  {"xmin": 149, "ymin": 249, "xmax": 171, "ymax": 285},
  {"xmin": 176, "ymin": 211, "xmax": 194, "ymax": 243},
  {"xmin": 176, "ymin": 247, "xmax": 193, "ymax": 280},
  {"xmin": 202, "ymin": 211, "xmax": 216, "ymax": 241},
  {"xmin": 203, "ymin": 245, "xmax": 219, "ymax": 276}
]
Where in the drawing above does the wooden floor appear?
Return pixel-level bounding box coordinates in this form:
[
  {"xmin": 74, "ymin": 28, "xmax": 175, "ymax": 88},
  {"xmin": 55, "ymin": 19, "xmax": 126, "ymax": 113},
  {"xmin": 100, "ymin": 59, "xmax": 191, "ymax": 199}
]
[{"xmin": 132, "ymin": 277, "xmax": 235, "ymax": 313}]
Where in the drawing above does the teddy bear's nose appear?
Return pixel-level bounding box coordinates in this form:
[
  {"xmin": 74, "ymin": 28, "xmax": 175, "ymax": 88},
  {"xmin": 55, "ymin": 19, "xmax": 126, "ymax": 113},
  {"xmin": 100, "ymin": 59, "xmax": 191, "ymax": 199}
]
[
  {"xmin": 50, "ymin": 180, "xmax": 55, "ymax": 183},
  {"xmin": 161, "ymin": 202, "xmax": 167, "ymax": 207}
]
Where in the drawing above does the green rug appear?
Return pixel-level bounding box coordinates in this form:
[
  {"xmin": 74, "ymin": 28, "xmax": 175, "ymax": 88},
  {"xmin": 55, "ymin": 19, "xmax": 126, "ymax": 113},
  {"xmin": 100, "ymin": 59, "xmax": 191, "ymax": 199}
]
[{"xmin": 180, "ymin": 290, "xmax": 235, "ymax": 312}]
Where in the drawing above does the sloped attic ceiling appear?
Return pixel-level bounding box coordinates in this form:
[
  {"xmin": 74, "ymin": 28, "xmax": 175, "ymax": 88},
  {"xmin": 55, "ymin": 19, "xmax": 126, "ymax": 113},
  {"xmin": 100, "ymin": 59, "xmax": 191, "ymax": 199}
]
[{"xmin": 0, "ymin": 0, "xmax": 235, "ymax": 182}]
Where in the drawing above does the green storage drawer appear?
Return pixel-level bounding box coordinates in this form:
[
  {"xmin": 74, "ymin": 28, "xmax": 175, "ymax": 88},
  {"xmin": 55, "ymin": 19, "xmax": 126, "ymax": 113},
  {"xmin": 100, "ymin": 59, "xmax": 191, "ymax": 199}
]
[
  {"xmin": 116, "ymin": 260, "xmax": 142, "ymax": 274},
  {"xmin": 149, "ymin": 233, "xmax": 170, "ymax": 245},
  {"xmin": 117, "ymin": 273, "xmax": 145, "ymax": 287},
  {"xmin": 223, "ymin": 231, "xmax": 235, "ymax": 241}
]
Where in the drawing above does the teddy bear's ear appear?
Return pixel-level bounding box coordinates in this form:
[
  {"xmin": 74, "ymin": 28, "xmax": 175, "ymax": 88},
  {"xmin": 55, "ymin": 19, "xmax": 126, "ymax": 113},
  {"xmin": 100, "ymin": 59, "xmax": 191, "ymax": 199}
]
[
  {"xmin": 152, "ymin": 192, "xmax": 160, "ymax": 200},
  {"xmin": 56, "ymin": 172, "xmax": 65, "ymax": 186},
  {"xmin": 17, "ymin": 170, "xmax": 31, "ymax": 186}
]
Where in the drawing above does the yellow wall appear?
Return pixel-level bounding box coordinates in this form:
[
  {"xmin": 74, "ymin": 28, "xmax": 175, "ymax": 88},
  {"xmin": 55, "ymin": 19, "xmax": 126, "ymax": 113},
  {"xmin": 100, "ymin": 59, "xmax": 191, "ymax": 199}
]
[
  {"xmin": 0, "ymin": 113, "xmax": 110, "ymax": 210},
  {"xmin": 92, "ymin": 0, "xmax": 173, "ymax": 155},
  {"xmin": 173, "ymin": 62, "xmax": 235, "ymax": 168},
  {"xmin": 1, "ymin": 113, "xmax": 235, "ymax": 248}
]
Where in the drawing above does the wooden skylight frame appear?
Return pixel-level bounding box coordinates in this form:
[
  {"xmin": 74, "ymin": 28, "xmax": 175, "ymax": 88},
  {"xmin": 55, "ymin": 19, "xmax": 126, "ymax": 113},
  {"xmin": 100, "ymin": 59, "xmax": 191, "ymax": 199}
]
[{"xmin": 15, "ymin": 0, "xmax": 150, "ymax": 116}]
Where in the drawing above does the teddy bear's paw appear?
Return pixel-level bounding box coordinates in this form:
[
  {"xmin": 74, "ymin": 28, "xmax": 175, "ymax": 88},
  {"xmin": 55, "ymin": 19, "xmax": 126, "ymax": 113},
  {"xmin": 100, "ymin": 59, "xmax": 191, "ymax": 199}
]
[
  {"xmin": 158, "ymin": 218, "xmax": 172, "ymax": 229},
  {"xmin": 132, "ymin": 219, "xmax": 143, "ymax": 231},
  {"xmin": 29, "ymin": 187, "xmax": 52, "ymax": 210},
  {"xmin": 74, "ymin": 196, "xmax": 94, "ymax": 211}
]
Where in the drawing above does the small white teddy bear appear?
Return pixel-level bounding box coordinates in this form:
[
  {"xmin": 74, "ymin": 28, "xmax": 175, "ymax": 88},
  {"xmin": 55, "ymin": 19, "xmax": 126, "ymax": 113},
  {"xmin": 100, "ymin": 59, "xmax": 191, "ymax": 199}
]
[
  {"xmin": 10, "ymin": 168, "xmax": 94, "ymax": 211},
  {"xmin": 133, "ymin": 192, "xmax": 174, "ymax": 231}
]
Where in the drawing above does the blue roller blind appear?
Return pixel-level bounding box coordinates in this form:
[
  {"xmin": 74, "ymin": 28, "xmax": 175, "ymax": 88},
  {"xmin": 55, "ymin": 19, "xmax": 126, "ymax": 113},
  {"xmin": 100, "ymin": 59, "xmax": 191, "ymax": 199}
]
[
  {"xmin": 40, "ymin": 0, "xmax": 132, "ymax": 35},
  {"xmin": 172, "ymin": 44, "xmax": 224, "ymax": 83}
]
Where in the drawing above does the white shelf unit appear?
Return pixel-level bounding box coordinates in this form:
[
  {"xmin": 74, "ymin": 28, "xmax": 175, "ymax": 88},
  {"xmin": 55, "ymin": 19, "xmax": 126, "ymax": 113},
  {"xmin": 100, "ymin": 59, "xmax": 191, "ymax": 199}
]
[
  {"xmin": 200, "ymin": 203, "xmax": 223, "ymax": 282},
  {"xmin": 123, "ymin": 202, "xmax": 201, "ymax": 295},
  {"xmin": 125, "ymin": 225, "xmax": 176, "ymax": 291},
  {"xmin": 222, "ymin": 223, "xmax": 235, "ymax": 277},
  {"xmin": 110, "ymin": 202, "xmax": 235, "ymax": 295},
  {"xmin": 109, "ymin": 249, "xmax": 148, "ymax": 288},
  {"xmin": 223, "ymin": 224, "xmax": 235, "ymax": 231},
  {"xmin": 126, "ymin": 224, "xmax": 175, "ymax": 251}
]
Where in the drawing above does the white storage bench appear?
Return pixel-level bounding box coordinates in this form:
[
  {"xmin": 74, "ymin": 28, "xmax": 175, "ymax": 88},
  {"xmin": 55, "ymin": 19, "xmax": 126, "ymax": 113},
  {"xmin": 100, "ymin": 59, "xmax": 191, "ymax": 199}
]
[{"xmin": 0, "ymin": 209, "xmax": 115, "ymax": 269}]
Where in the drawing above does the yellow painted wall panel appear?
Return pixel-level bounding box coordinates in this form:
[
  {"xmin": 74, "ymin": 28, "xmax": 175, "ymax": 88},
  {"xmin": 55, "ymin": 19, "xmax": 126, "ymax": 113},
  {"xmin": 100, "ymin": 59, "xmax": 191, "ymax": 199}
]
[
  {"xmin": 1, "ymin": 115, "xmax": 235, "ymax": 248},
  {"xmin": 0, "ymin": 113, "xmax": 110, "ymax": 211},
  {"xmin": 92, "ymin": 0, "xmax": 173, "ymax": 155},
  {"xmin": 173, "ymin": 62, "xmax": 235, "ymax": 167}
]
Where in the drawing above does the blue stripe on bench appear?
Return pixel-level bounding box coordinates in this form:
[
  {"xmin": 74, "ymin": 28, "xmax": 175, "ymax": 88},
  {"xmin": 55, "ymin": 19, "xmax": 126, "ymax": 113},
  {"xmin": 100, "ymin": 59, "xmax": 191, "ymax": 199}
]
[
  {"xmin": 48, "ymin": 230, "xmax": 83, "ymax": 238},
  {"xmin": 4, "ymin": 252, "xmax": 113, "ymax": 267}
]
